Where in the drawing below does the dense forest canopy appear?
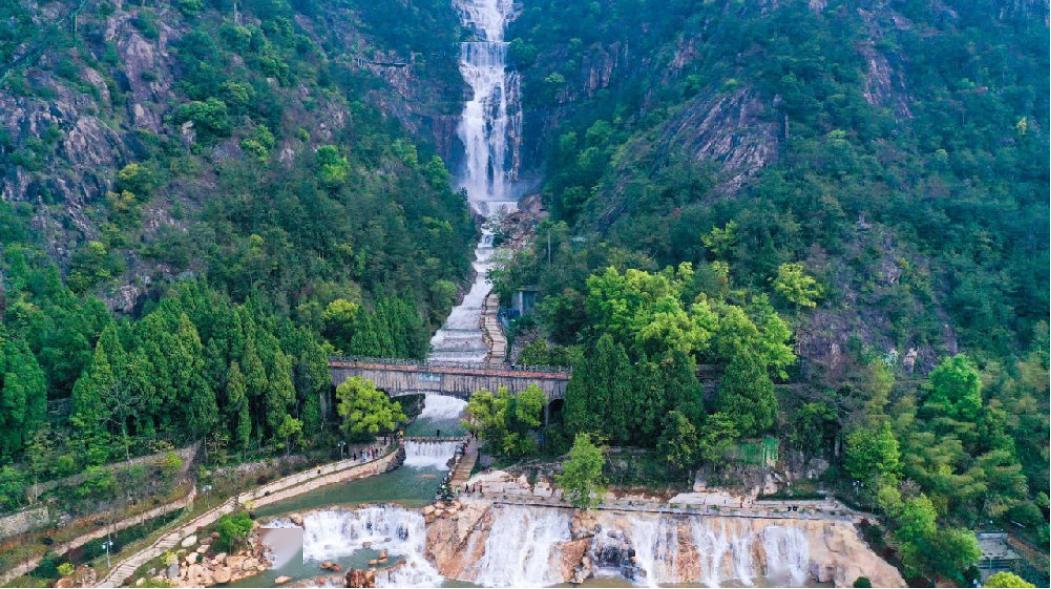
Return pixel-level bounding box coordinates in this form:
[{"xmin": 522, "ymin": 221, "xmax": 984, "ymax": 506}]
[
  {"xmin": 0, "ymin": 0, "xmax": 473, "ymax": 495},
  {"xmin": 0, "ymin": 0, "xmax": 1047, "ymax": 585},
  {"xmin": 491, "ymin": 0, "xmax": 1049, "ymax": 583}
]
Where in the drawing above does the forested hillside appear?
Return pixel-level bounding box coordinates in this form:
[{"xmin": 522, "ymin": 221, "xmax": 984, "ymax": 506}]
[
  {"xmin": 490, "ymin": 0, "xmax": 1049, "ymax": 583},
  {"xmin": 0, "ymin": 0, "xmax": 472, "ymax": 491}
]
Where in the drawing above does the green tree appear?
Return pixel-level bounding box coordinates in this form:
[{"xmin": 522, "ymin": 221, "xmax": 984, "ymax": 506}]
[
  {"xmin": 790, "ymin": 401, "xmax": 839, "ymax": 456},
  {"xmin": 464, "ymin": 385, "xmax": 545, "ymax": 458},
  {"xmin": 316, "ymin": 145, "xmax": 349, "ymax": 187},
  {"xmin": 264, "ymin": 351, "xmax": 295, "ymax": 442},
  {"xmin": 322, "ymin": 298, "xmax": 359, "ymax": 352},
  {"xmin": 984, "ymin": 572, "xmax": 1036, "ymax": 588},
  {"xmin": 0, "ymin": 335, "xmax": 47, "ymax": 459},
  {"xmin": 925, "ymin": 354, "xmax": 982, "ymax": 422},
  {"xmin": 657, "ymin": 410, "xmax": 698, "ymax": 476},
  {"xmin": 695, "ymin": 412, "xmax": 738, "ymax": 463},
  {"xmin": 335, "ymin": 377, "xmax": 405, "ymax": 441},
  {"xmin": 844, "ymin": 421, "xmax": 901, "ymax": 492},
  {"xmin": 214, "ymin": 512, "xmax": 254, "ymax": 552},
  {"xmin": 557, "ymin": 433, "xmax": 606, "ymax": 509},
  {"xmin": 772, "ymin": 262, "xmax": 823, "ymax": 308},
  {"xmin": 715, "ymin": 351, "xmax": 777, "ymax": 436},
  {"xmin": 174, "ymin": 314, "xmax": 217, "ymax": 440},
  {"xmin": 226, "ymin": 362, "xmax": 251, "ymax": 450},
  {"xmin": 277, "ymin": 414, "xmax": 303, "ymax": 455}
]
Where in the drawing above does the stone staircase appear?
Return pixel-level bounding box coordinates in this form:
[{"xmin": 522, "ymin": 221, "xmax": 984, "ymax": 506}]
[
  {"xmin": 481, "ymin": 293, "xmax": 506, "ymax": 366},
  {"xmin": 450, "ymin": 439, "xmax": 479, "ymax": 492}
]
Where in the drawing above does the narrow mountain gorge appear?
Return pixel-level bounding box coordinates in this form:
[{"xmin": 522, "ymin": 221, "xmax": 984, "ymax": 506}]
[{"xmin": 0, "ymin": 1, "xmax": 1048, "ymax": 588}]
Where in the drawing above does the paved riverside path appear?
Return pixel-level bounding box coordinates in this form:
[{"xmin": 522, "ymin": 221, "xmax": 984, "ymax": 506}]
[
  {"xmin": 472, "ymin": 495, "xmax": 873, "ymax": 524},
  {"xmin": 0, "ymin": 487, "xmax": 197, "ymax": 585},
  {"xmin": 95, "ymin": 445, "xmax": 402, "ymax": 588}
]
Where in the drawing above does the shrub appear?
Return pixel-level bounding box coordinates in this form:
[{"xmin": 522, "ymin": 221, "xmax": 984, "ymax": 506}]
[{"xmin": 214, "ymin": 512, "xmax": 253, "ymax": 552}]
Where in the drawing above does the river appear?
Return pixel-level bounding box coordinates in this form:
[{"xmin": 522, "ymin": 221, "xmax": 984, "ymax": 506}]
[{"xmin": 226, "ymin": 0, "xmax": 894, "ymax": 586}]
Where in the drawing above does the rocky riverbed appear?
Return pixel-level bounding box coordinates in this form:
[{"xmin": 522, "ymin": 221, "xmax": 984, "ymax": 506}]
[{"xmin": 133, "ymin": 530, "xmax": 272, "ymax": 587}]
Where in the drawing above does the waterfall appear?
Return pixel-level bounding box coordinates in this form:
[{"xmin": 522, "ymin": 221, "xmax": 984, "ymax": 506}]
[
  {"xmin": 586, "ymin": 513, "xmax": 812, "ymax": 587},
  {"xmin": 428, "ymin": 0, "xmax": 520, "ymax": 364},
  {"xmin": 761, "ymin": 525, "xmax": 810, "ymax": 586},
  {"xmin": 297, "ymin": 507, "xmax": 442, "ymax": 588},
  {"xmin": 403, "ymin": 441, "xmax": 461, "ymax": 470},
  {"xmin": 468, "ymin": 505, "xmax": 572, "ymax": 586},
  {"xmin": 601, "ymin": 515, "xmax": 681, "ymax": 584},
  {"xmin": 416, "ymin": 394, "xmax": 467, "ymax": 420},
  {"xmin": 453, "ymin": 0, "xmax": 520, "ymax": 214},
  {"xmin": 416, "ymin": 393, "xmax": 466, "ymax": 420}
]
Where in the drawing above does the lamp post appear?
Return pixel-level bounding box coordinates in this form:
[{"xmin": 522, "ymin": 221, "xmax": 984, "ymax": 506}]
[{"xmin": 102, "ymin": 538, "xmax": 114, "ymax": 569}]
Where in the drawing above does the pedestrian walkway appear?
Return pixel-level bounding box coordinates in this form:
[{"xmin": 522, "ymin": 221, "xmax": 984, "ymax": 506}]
[
  {"xmin": 450, "ymin": 439, "xmax": 479, "ymax": 491},
  {"xmin": 470, "ymin": 495, "xmax": 869, "ymax": 524},
  {"xmin": 95, "ymin": 445, "xmax": 401, "ymax": 587},
  {"xmin": 481, "ymin": 293, "xmax": 506, "ymax": 366}
]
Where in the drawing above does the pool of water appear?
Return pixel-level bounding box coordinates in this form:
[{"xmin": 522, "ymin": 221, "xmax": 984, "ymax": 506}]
[{"xmin": 404, "ymin": 394, "xmax": 467, "ymax": 438}]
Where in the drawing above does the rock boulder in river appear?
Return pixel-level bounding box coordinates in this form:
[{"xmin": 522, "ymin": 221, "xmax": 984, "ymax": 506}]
[{"xmin": 344, "ymin": 568, "xmax": 376, "ymax": 588}]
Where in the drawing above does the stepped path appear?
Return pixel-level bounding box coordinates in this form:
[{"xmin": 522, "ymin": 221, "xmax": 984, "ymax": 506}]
[
  {"xmin": 450, "ymin": 438, "xmax": 479, "ymax": 492},
  {"xmin": 481, "ymin": 293, "xmax": 506, "ymax": 366}
]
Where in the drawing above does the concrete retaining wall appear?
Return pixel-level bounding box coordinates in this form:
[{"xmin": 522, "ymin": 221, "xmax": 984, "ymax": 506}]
[{"xmin": 0, "ymin": 505, "xmax": 51, "ymax": 541}]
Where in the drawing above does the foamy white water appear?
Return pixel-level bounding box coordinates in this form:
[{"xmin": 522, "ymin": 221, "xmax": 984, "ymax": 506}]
[
  {"xmin": 428, "ymin": 0, "xmax": 520, "ymax": 365},
  {"xmin": 468, "ymin": 505, "xmax": 572, "ymax": 586},
  {"xmin": 403, "ymin": 440, "xmax": 460, "ymax": 470},
  {"xmin": 296, "ymin": 507, "xmax": 442, "ymax": 588},
  {"xmin": 417, "ymin": 394, "xmax": 468, "ymax": 420}
]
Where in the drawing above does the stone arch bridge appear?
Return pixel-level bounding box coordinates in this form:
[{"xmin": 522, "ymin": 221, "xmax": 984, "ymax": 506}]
[{"xmin": 328, "ymin": 356, "xmax": 571, "ymax": 402}]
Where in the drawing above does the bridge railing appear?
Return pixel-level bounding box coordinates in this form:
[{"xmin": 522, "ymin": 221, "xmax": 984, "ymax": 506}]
[{"xmin": 329, "ymin": 355, "xmax": 571, "ymax": 376}]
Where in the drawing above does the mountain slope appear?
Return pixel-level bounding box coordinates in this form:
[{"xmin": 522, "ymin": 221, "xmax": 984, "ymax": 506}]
[{"xmin": 506, "ymin": 0, "xmax": 1048, "ymax": 376}]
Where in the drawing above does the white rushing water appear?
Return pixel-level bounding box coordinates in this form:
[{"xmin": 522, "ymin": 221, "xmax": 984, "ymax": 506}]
[
  {"xmin": 761, "ymin": 525, "xmax": 811, "ymax": 586},
  {"xmin": 416, "ymin": 394, "xmax": 468, "ymax": 420},
  {"xmin": 402, "ymin": 440, "xmax": 461, "ymax": 470},
  {"xmin": 428, "ymin": 0, "xmax": 520, "ymax": 364},
  {"xmin": 586, "ymin": 512, "xmax": 813, "ymax": 587},
  {"xmin": 468, "ymin": 505, "xmax": 572, "ymax": 587},
  {"xmin": 453, "ymin": 0, "xmax": 519, "ymax": 212},
  {"xmin": 297, "ymin": 507, "xmax": 443, "ymax": 588}
]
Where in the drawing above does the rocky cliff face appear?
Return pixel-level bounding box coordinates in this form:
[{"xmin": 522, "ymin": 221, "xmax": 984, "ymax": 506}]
[{"xmin": 1, "ymin": 0, "xmax": 463, "ymax": 311}]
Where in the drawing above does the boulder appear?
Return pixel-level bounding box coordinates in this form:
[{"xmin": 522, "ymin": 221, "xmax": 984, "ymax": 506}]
[
  {"xmin": 345, "ymin": 568, "xmax": 377, "ymax": 588},
  {"xmin": 321, "ymin": 560, "xmax": 341, "ymax": 572},
  {"xmin": 275, "ymin": 575, "xmax": 292, "ymax": 585},
  {"xmin": 180, "ymin": 535, "xmax": 198, "ymax": 548},
  {"xmin": 213, "ymin": 552, "xmax": 228, "ymax": 565},
  {"xmin": 289, "ymin": 513, "xmax": 304, "ymax": 526},
  {"xmin": 196, "ymin": 544, "xmax": 209, "ymax": 554},
  {"xmin": 213, "ymin": 567, "xmax": 232, "ymax": 584},
  {"xmin": 226, "ymin": 556, "xmax": 245, "ymax": 570}
]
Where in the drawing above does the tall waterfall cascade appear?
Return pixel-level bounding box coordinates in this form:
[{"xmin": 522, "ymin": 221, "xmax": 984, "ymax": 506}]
[
  {"xmin": 428, "ymin": 0, "xmax": 521, "ymax": 364},
  {"xmin": 454, "ymin": 0, "xmax": 520, "ymax": 213}
]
